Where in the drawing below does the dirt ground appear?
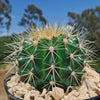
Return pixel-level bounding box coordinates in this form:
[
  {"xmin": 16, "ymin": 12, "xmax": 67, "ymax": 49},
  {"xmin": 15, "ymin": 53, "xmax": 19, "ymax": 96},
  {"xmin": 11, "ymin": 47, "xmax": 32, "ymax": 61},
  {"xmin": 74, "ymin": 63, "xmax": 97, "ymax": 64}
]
[{"xmin": 0, "ymin": 65, "xmax": 11, "ymax": 100}]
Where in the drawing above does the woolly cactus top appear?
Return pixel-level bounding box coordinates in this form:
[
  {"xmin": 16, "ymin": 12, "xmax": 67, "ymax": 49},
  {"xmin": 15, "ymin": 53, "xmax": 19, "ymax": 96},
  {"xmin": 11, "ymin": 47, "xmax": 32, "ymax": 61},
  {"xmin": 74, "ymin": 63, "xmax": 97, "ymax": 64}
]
[{"xmin": 5, "ymin": 24, "xmax": 95, "ymax": 91}]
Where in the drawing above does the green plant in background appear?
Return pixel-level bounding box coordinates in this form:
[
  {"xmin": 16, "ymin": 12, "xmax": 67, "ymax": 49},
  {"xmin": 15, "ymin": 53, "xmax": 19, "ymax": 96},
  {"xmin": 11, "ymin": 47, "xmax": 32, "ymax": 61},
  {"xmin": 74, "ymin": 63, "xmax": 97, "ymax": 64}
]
[
  {"xmin": 0, "ymin": 36, "xmax": 12, "ymax": 61},
  {"xmin": 0, "ymin": 64, "xmax": 6, "ymax": 69},
  {"xmin": 5, "ymin": 24, "xmax": 96, "ymax": 91}
]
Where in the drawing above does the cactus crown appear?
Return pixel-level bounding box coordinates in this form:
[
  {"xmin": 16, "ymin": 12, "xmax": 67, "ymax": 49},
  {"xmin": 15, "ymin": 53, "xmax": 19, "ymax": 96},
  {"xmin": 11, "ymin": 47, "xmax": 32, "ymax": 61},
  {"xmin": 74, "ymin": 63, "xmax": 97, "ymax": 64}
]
[{"xmin": 5, "ymin": 24, "xmax": 95, "ymax": 91}]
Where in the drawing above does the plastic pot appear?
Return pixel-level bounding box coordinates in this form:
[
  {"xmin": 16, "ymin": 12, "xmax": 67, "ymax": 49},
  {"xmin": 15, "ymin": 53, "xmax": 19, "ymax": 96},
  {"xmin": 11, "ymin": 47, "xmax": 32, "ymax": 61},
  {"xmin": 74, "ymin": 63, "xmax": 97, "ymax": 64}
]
[{"xmin": 4, "ymin": 72, "xmax": 100, "ymax": 100}]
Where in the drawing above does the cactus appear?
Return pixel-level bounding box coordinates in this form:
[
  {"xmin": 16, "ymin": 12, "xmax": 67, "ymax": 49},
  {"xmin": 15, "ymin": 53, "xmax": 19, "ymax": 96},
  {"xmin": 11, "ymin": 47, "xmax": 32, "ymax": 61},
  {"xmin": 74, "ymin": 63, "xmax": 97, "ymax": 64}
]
[{"xmin": 5, "ymin": 24, "xmax": 95, "ymax": 91}]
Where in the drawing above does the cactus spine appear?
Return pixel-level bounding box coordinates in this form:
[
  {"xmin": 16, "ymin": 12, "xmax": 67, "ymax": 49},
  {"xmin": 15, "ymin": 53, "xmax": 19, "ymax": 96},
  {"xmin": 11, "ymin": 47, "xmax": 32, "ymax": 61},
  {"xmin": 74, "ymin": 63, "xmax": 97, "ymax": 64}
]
[{"xmin": 5, "ymin": 24, "xmax": 95, "ymax": 91}]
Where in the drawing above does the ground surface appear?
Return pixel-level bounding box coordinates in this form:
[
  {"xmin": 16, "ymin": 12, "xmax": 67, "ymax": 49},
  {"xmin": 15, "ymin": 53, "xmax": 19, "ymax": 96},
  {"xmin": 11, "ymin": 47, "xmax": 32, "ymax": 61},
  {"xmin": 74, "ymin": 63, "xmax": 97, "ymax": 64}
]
[{"xmin": 0, "ymin": 65, "xmax": 11, "ymax": 100}]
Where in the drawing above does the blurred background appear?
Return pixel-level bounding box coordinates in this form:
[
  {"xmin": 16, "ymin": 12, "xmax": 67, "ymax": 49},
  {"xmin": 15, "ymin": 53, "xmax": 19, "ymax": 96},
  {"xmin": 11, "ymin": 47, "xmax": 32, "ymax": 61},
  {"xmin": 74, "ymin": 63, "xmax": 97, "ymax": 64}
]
[{"xmin": 0, "ymin": 0, "xmax": 100, "ymax": 99}]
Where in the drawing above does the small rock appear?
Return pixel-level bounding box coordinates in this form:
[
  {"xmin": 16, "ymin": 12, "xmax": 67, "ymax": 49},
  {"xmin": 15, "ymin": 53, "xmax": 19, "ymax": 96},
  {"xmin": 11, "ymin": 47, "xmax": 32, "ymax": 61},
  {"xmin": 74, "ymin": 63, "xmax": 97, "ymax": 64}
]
[
  {"xmin": 16, "ymin": 90, "xmax": 27, "ymax": 96},
  {"xmin": 34, "ymin": 97, "xmax": 45, "ymax": 100},
  {"xmin": 78, "ymin": 95, "xmax": 90, "ymax": 100},
  {"xmin": 30, "ymin": 90, "xmax": 40, "ymax": 97},
  {"xmin": 41, "ymin": 89, "xmax": 47, "ymax": 97},
  {"xmin": 97, "ymin": 83, "xmax": 100, "ymax": 88},
  {"xmin": 14, "ymin": 92, "xmax": 24, "ymax": 99},
  {"xmin": 68, "ymin": 96, "xmax": 77, "ymax": 100},
  {"xmin": 25, "ymin": 83, "xmax": 33, "ymax": 90},
  {"xmin": 19, "ymin": 82, "xmax": 25, "ymax": 87},
  {"xmin": 61, "ymin": 96, "xmax": 68, "ymax": 100},
  {"xmin": 78, "ymin": 82, "xmax": 88, "ymax": 95},
  {"xmin": 12, "ymin": 86, "xmax": 22, "ymax": 92},
  {"xmin": 15, "ymin": 87, "xmax": 27, "ymax": 92},
  {"xmin": 7, "ymin": 81, "xmax": 17, "ymax": 88},
  {"xmin": 10, "ymin": 74, "xmax": 20, "ymax": 82},
  {"xmin": 83, "ymin": 67, "xmax": 100, "ymax": 81},
  {"xmin": 48, "ymin": 87, "xmax": 64, "ymax": 100},
  {"xmin": 66, "ymin": 92, "xmax": 77, "ymax": 100},
  {"xmin": 88, "ymin": 89, "xmax": 97, "ymax": 97},
  {"xmin": 45, "ymin": 94, "xmax": 52, "ymax": 100},
  {"xmin": 85, "ymin": 79, "xmax": 99, "ymax": 91},
  {"xmin": 72, "ymin": 90, "xmax": 79, "ymax": 97},
  {"xmin": 8, "ymin": 88, "xmax": 14, "ymax": 95},
  {"xmin": 24, "ymin": 92, "xmax": 32, "ymax": 100}
]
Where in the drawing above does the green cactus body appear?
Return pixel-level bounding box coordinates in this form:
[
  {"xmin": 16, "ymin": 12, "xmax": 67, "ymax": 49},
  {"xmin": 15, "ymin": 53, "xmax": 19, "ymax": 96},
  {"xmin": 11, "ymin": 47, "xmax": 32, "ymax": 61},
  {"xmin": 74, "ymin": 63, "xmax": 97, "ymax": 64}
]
[{"xmin": 6, "ymin": 25, "xmax": 94, "ymax": 91}]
